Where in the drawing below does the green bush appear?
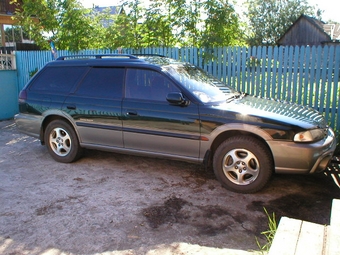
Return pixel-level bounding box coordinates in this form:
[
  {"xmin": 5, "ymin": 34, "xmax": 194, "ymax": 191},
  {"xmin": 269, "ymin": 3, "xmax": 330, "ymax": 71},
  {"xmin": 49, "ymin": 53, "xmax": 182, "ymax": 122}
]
[{"xmin": 29, "ymin": 68, "xmax": 38, "ymax": 78}]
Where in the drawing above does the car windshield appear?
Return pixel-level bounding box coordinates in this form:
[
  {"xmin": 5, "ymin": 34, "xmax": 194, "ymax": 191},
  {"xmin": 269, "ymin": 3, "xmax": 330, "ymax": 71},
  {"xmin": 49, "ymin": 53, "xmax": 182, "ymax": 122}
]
[{"xmin": 163, "ymin": 63, "xmax": 236, "ymax": 103}]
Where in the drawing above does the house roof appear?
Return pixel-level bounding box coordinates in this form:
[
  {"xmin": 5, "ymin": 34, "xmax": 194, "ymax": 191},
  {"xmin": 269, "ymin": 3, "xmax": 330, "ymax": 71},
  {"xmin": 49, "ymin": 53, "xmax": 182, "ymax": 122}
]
[
  {"xmin": 277, "ymin": 14, "xmax": 340, "ymax": 44},
  {"xmin": 92, "ymin": 6, "xmax": 123, "ymax": 15},
  {"xmin": 303, "ymin": 15, "xmax": 340, "ymax": 40}
]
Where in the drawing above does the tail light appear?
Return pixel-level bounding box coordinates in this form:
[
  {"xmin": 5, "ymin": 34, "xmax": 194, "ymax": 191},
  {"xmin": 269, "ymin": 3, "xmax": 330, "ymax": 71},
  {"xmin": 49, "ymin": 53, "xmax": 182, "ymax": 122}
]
[{"xmin": 18, "ymin": 89, "xmax": 28, "ymax": 113}]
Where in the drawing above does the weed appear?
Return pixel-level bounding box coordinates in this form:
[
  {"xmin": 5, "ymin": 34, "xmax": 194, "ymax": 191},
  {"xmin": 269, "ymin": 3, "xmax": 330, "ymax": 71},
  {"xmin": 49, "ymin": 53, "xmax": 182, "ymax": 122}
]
[{"xmin": 255, "ymin": 207, "xmax": 278, "ymax": 254}]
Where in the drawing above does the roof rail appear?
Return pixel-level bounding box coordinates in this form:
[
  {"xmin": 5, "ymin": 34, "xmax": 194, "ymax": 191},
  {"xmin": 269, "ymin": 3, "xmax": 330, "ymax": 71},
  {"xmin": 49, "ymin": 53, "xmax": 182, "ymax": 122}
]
[
  {"xmin": 132, "ymin": 54, "xmax": 166, "ymax": 57},
  {"xmin": 56, "ymin": 54, "xmax": 139, "ymax": 60}
]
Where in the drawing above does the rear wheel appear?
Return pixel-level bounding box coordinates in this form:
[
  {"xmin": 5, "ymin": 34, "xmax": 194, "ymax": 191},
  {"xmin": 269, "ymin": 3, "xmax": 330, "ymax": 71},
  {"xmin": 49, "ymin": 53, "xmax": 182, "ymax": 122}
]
[
  {"xmin": 213, "ymin": 136, "xmax": 273, "ymax": 193},
  {"xmin": 44, "ymin": 120, "xmax": 82, "ymax": 163}
]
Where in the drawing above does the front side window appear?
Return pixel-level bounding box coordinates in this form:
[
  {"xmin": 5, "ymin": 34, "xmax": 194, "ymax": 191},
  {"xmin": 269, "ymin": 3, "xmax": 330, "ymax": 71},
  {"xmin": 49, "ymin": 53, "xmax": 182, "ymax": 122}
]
[
  {"xmin": 125, "ymin": 69, "xmax": 179, "ymax": 101},
  {"xmin": 75, "ymin": 67, "xmax": 124, "ymax": 99}
]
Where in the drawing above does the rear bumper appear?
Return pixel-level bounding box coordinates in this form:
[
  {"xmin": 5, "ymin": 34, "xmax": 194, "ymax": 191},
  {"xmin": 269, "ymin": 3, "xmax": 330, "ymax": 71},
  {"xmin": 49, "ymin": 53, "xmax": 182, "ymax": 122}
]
[
  {"xmin": 270, "ymin": 127, "xmax": 336, "ymax": 174},
  {"xmin": 14, "ymin": 113, "xmax": 42, "ymax": 139}
]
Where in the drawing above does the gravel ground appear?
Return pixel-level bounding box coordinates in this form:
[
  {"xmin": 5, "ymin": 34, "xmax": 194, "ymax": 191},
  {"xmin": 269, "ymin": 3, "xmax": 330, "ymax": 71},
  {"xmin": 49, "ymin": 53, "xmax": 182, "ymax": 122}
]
[{"xmin": 1, "ymin": 119, "xmax": 340, "ymax": 255}]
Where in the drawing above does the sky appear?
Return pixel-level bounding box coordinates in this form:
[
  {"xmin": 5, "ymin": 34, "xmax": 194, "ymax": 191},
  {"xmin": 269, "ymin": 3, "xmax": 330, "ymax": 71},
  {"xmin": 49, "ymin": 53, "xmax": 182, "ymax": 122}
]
[
  {"xmin": 80, "ymin": 0, "xmax": 340, "ymax": 23},
  {"xmin": 307, "ymin": 0, "xmax": 340, "ymax": 22}
]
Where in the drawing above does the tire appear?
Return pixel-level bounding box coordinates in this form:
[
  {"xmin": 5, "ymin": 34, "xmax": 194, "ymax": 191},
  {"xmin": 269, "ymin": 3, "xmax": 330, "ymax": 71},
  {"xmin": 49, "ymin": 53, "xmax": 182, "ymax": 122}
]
[
  {"xmin": 213, "ymin": 136, "xmax": 273, "ymax": 193},
  {"xmin": 44, "ymin": 120, "xmax": 82, "ymax": 163}
]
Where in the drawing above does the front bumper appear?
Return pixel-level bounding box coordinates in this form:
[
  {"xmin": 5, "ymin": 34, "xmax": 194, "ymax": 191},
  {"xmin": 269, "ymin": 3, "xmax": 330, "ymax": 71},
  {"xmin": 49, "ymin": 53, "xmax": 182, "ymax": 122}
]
[{"xmin": 269, "ymin": 127, "xmax": 336, "ymax": 174}]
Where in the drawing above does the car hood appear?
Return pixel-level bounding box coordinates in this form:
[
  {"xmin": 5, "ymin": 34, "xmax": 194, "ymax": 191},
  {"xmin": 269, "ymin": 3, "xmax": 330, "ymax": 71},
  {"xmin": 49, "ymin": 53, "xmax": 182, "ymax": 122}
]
[{"xmin": 214, "ymin": 95, "xmax": 327, "ymax": 129}]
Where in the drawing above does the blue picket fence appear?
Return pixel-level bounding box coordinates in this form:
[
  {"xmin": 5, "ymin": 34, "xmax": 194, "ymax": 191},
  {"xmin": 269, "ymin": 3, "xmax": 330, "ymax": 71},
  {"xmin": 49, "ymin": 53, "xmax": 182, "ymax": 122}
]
[{"xmin": 16, "ymin": 46, "xmax": 340, "ymax": 131}]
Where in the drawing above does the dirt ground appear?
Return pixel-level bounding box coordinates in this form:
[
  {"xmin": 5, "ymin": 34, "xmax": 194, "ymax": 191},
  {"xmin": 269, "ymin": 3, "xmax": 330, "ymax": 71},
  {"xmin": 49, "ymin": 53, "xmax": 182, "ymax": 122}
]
[{"xmin": 1, "ymin": 119, "xmax": 340, "ymax": 255}]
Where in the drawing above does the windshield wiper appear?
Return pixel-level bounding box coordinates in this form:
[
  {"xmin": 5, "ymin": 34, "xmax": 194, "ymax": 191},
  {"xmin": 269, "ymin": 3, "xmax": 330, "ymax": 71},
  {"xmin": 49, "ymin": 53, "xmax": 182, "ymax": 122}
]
[
  {"xmin": 226, "ymin": 92, "xmax": 247, "ymax": 103},
  {"xmin": 240, "ymin": 92, "xmax": 247, "ymax": 98}
]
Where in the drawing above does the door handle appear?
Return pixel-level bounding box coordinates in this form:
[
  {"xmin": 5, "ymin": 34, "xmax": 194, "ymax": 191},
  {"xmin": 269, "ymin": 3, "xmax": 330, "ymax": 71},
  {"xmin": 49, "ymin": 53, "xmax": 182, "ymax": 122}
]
[
  {"xmin": 127, "ymin": 111, "xmax": 138, "ymax": 116},
  {"xmin": 67, "ymin": 105, "xmax": 76, "ymax": 110}
]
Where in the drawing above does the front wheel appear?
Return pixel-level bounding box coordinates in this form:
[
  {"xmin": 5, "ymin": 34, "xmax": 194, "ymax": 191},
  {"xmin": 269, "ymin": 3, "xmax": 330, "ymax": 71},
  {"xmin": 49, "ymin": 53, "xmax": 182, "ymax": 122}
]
[
  {"xmin": 44, "ymin": 120, "xmax": 82, "ymax": 163},
  {"xmin": 213, "ymin": 136, "xmax": 273, "ymax": 193}
]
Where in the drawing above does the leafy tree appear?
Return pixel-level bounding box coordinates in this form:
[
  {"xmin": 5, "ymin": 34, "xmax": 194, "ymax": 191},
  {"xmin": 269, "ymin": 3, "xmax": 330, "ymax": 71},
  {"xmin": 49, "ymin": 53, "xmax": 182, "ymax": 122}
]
[
  {"xmin": 245, "ymin": 0, "xmax": 315, "ymax": 46},
  {"xmin": 200, "ymin": 0, "xmax": 245, "ymax": 47},
  {"xmin": 89, "ymin": 7, "xmax": 121, "ymax": 49},
  {"xmin": 142, "ymin": 0, "xmax": 176, "ymax": 47},
  {"xmin": 12, "ymin": 0, "xmax": 96, "ymax": 51},
  {"xmin": 11, "ymin": 0, "xmax": 246, "ymax": 50},
  {"xmin": 146, "ymin": 0, "xmax": 244, "ymax": 48},
  {"xmin": 140, "ymin": 0, "xmax": 188, "ymax": 47},
  {"xmin": 182, "ymin": 0, "xmax": 202, "ymax": 47},
  {"xmin": 124, "ymin": 0, "xmax": 144, "ymax": 49},
  {"xmin": 159, "ymin": 0, "xmax": 183, "ymax": 46},
  {"xmin": 114, "ymin": 0, "xmax": 244, "ymax": 48},
  {"xmin": 104, "ymin": 6, "xmax": 136, "ymax": 49},
  {"xmin": 56, "ymin": 0, "xmax": 97, "ymax": 50},
  {"xmin": 166, "ymin": 0, "xmax": 187, "ymax": 45}
]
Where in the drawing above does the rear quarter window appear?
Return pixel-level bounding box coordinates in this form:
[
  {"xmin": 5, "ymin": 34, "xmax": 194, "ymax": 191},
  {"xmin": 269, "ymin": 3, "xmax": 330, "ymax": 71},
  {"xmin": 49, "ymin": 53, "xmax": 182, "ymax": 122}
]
[{"xmin": 29, "ymin": 66, "xmax": 87, "ymax": 94}]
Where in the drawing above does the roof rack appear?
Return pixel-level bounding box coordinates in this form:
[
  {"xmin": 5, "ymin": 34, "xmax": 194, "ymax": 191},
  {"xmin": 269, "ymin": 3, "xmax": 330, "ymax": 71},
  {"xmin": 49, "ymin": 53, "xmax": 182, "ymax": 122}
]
[
  {"xmin": 56, "ymin": 54, "xmax": 140, "ymax": 61},
  {"xmin": 132, "ymin": 54, "xmax": 166, "ymax": 57}
]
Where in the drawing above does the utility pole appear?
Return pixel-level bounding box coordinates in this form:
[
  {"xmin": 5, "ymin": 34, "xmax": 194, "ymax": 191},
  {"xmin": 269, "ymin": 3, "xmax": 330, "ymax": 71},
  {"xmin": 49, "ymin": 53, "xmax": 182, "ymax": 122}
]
[{"xmin": 1, "ymin": 24, "xmax": 5, "ymax": 47}]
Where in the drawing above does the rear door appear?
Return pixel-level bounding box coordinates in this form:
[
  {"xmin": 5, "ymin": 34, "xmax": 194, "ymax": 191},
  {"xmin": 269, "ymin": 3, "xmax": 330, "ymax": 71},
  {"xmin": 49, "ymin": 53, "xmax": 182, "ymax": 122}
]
[
  {"xmin": 122, "ymin": 68, "xmax": 200, "ymax": 159},
  {"xmin": 63, "ymin": 67, "xmax": 124, "ymax": 147}
]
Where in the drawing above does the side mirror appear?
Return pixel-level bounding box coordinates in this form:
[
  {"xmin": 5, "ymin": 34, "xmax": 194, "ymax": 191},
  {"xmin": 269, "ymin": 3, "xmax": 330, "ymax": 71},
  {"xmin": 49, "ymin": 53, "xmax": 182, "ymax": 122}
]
[{"xmin": 166, "ymin": 92, "xmax": 188, "ymax": 106}]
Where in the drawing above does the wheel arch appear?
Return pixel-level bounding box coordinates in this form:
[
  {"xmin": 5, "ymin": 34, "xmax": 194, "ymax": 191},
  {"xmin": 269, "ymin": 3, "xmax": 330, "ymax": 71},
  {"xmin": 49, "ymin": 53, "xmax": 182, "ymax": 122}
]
[
  {"xmin": 208, "ymin": 129, "xmax": 275, "ymax": 171},
  {"xmin": 40, "ymin": 113, "xmax": 77, "ymax": 145}
]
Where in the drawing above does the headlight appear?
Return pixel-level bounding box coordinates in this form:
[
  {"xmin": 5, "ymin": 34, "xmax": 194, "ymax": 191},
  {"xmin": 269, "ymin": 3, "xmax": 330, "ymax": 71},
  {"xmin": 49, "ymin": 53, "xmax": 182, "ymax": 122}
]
[{"xmin": 294, "ymin": 129, "xmax": 325, "ymax": 142}]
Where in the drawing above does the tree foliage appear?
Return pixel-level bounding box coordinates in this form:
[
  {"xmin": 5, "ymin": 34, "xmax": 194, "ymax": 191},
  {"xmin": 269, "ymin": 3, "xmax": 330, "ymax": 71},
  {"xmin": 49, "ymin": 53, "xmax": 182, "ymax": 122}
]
[
  {"xmin": 12, "ymin": 0, "xmax": 96, "ymax": 50},
  {"xmin": 182, "ymin": 0, "xmax": 202, "ymax": 47},
  {"xmin": 200, "ymin": 0, "xmax": 245, "ymax": 48},
  {"xmin": 12, "ymin": 0, "xmax": 245, "ymax": 50},
  {"xmin": 245, "ymin": 0, "xmax": 315, "ymax": 46}
]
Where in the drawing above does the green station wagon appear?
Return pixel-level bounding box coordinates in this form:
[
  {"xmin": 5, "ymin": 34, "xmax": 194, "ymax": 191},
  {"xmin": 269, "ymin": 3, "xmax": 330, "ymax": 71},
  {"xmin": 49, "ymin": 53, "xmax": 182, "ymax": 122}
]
[{"xmin": 15, "ymin": 54, "xmax": 336, "ymax": 193}]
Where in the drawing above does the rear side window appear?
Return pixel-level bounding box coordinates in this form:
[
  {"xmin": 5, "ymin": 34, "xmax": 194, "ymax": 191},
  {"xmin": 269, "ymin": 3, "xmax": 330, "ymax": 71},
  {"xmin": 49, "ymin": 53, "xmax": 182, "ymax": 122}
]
[
  {"xmin": 29, "ymin": 66, "xmax": 87, "ymax": 93},
  {"xmin": 75, "ymin": 67, "xmax": 124, "ymax": 99}
]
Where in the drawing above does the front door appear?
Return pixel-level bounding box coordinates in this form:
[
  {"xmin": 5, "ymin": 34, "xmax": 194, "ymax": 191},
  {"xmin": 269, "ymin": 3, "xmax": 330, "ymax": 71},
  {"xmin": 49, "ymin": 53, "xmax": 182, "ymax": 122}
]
[{"xmin": 122, "ymin": 68, "xmax": 200, "ymax": 159}]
